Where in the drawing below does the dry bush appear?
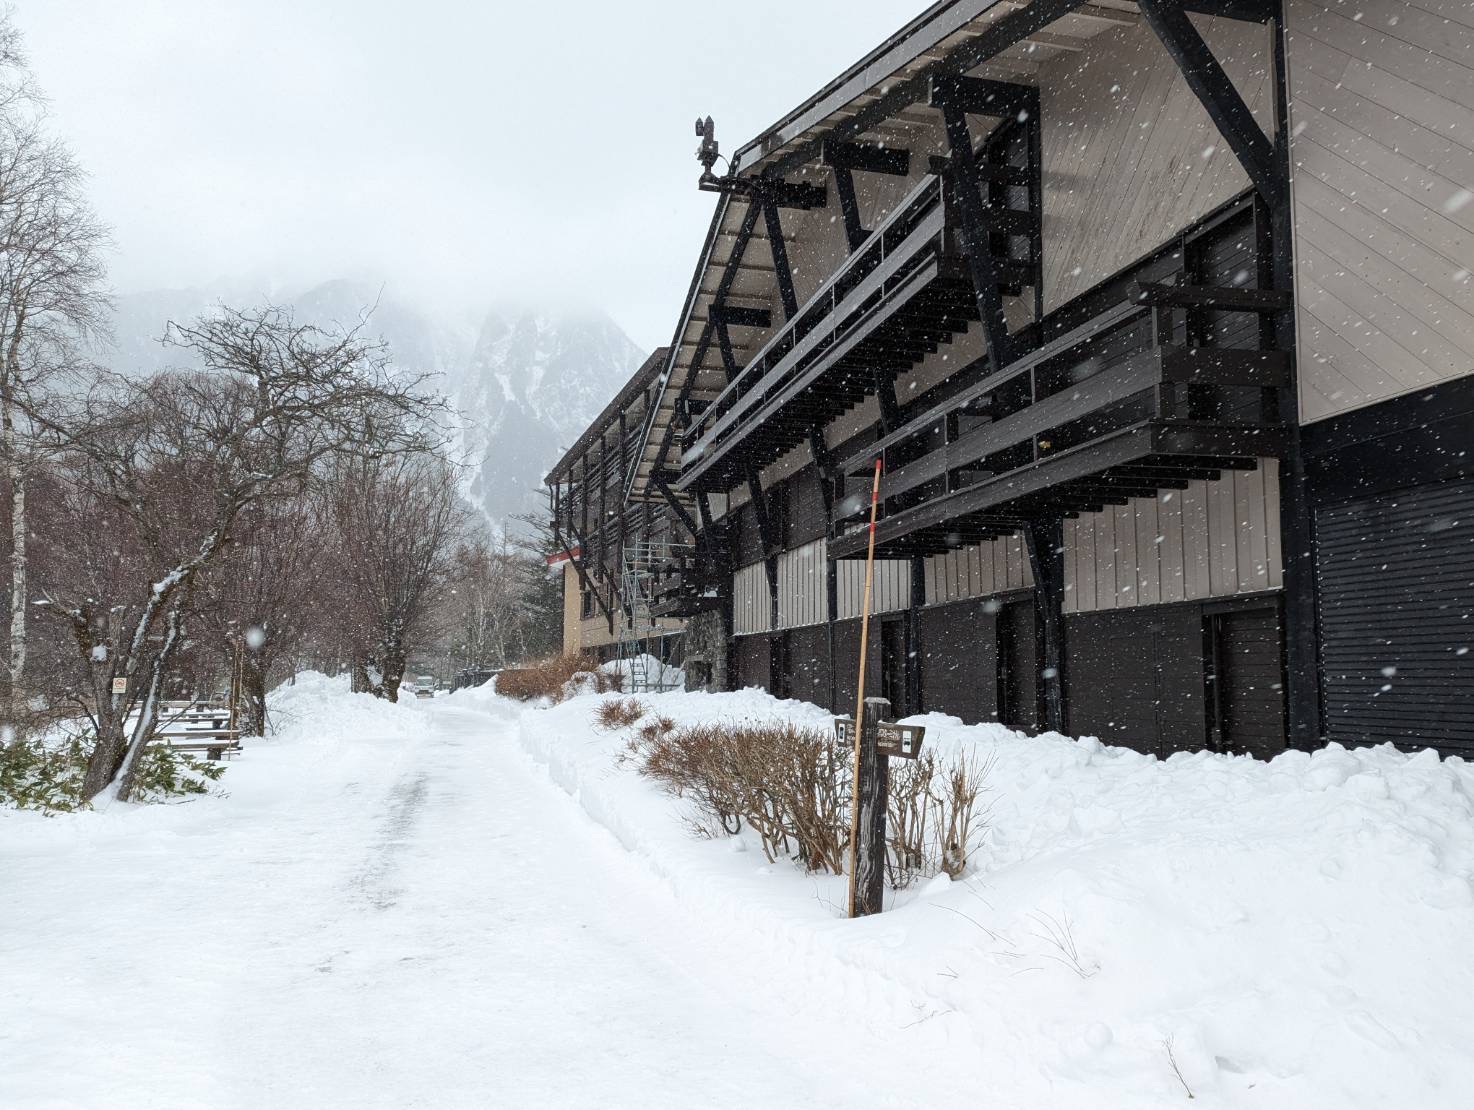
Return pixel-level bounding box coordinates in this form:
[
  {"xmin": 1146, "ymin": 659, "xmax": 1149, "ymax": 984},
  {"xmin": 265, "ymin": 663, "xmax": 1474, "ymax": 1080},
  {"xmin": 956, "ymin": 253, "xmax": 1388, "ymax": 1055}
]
[
  {"xmin": 634, "ymin": 717, "xmax": 993, "ymax": 886},
  {"xmin": 636, "ymin": 715, "xmax": 676, "ymax": 745},
  {"xmin": 594, "ymin": 697, "xmax": 648, "ymax": 731},
  {"xmin": 886, "ymin": 749, "xmax": 992, "ymax": 886},
  {"xmin": 496, "ymin": 653, "xmax": 621, "ymax": 703},
  {"xmin": 935, "ymin": 750, "xmax": 993, "ymax": 878},
  {"xmin": 886, "ymin": 753, "xmax": 937, "ymax": 888},
  {"xmin": 638, "ymin": 720, "xmax": 849, "ymax": 871}
]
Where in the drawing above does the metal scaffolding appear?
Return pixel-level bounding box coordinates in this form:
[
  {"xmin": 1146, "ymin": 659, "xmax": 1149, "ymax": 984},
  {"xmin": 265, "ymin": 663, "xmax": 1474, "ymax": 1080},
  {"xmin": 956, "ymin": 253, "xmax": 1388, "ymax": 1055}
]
[{"xmin": 616, "ymin": 539, "xmax": 689, "ymax": 692}]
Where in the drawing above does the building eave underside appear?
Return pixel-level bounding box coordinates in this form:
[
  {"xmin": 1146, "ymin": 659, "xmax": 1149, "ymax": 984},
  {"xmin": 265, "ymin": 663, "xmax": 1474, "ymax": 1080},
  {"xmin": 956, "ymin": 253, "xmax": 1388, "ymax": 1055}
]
[
  {"xmin": 545, "ymin": 346, "xmax": 669, "ymax": 486},
  {"xmin": 627, "ymin": 0, "xmax": 1261, "ymax": 505}
]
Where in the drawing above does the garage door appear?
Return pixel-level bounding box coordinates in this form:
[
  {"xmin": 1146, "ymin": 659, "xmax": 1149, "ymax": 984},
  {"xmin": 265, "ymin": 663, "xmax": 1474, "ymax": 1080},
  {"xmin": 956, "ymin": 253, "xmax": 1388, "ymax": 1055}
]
[{"xmin": 1315, "ymin": 479, "xmax": 1474, "ymax": 755}]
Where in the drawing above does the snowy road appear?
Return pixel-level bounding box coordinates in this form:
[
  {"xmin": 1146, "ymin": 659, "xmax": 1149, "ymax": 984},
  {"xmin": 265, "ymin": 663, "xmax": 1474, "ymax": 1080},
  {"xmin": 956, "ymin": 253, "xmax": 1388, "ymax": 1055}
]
[{"xmin": 2, "ymin": 698, "xmax": 947, "ymax": 1110}]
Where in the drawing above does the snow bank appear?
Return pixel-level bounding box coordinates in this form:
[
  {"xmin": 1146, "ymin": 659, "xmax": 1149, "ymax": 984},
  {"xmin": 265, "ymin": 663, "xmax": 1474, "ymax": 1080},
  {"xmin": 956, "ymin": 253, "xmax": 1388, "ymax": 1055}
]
[
  {"xmin": 505, "ymin": 684, "xmax": 1474, "ymax": 1109},
  {"xmin": 267, "ymin": 670, "xmax": 426, "ymax": 747},
  {"xmin": 599, "ymin": 654, "xmax": 685, "ymax": 690}
]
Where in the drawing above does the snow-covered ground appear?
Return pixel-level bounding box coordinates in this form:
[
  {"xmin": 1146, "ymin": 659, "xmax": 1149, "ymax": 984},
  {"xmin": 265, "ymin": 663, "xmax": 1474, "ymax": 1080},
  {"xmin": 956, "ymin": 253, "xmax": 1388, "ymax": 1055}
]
[{"xmin": 4, "ymin": 675, "xmax": 1474, "ymax": 1108}]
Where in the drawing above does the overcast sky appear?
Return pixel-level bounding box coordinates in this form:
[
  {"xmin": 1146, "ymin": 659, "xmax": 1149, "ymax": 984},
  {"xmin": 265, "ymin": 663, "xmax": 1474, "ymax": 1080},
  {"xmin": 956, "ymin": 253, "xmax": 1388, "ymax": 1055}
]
[{"xmin": 17, "ymin": 0, "xmax": 916, "ymax": 350}]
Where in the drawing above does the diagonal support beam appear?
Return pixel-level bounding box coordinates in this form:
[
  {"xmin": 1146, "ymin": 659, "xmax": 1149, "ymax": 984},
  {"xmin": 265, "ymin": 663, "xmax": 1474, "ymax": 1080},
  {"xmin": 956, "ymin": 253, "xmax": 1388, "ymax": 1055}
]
[
  {"xmin": 823, "ymin": 140, "xmax": 913, "ymax": 254},
  {"xmin": 653, "ymin": 475, "xmax": 699, "ymax": 540},
  {"xmin": 762, "ymin": 200, "xmax": 799, "ymax": 320},
  {"xmin": 932, "ymin": 75, "xmax": 1015, "ymax": 371},
  {"xmin": 715, "ymin": 321, "xmax": 740, "ymax": 383},
  {"xmin": 1137, "ymin": 0, "xmax": 1284, "ymax": 208},
  {"xmin": 658, "ymin": 199, "xmax": 763, "ymax": 470},
  {"xmin": 832, "ymin": 165, "xmax": 867, "ymax": 253}
]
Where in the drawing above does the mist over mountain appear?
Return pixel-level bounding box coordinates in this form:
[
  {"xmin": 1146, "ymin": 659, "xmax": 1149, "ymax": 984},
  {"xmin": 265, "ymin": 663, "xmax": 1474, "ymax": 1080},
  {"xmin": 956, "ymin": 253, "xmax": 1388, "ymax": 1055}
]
[{"xmin": 106, "ymin": 281, "xmax": 645, "ymax": 528}]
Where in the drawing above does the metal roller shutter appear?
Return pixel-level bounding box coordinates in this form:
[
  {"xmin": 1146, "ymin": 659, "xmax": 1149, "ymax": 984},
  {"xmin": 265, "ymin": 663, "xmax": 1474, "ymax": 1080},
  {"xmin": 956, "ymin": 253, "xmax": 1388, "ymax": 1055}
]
[{"xmin": 1315, "ymin": 480, "xmax": 1474, "ymax": 756}]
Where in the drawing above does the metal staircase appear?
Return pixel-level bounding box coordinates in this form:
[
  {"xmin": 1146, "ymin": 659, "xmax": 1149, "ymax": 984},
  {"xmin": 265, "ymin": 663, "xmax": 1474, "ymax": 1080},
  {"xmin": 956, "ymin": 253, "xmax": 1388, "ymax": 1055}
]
[{"xmin": 616, "ymin": 539, "xmax": 690, "ymax": 692}]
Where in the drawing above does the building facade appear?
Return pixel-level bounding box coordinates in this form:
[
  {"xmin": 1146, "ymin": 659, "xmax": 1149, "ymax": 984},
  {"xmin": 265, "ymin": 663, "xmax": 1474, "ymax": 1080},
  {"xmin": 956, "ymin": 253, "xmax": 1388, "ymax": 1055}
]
[
  {"xmin": 545, "ymin": 349, "xmax": 691, "ymax": 687},
  {"xmin": 589, "ymin": 0, "xmax": 1473, "ymax": 759}
]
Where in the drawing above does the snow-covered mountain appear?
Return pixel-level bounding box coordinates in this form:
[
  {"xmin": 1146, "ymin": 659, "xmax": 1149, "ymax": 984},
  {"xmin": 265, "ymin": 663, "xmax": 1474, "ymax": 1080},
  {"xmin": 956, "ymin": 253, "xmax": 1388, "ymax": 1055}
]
[{"xmin": 106, "ymin": 282, "xmax": 645, "ymax": 528}]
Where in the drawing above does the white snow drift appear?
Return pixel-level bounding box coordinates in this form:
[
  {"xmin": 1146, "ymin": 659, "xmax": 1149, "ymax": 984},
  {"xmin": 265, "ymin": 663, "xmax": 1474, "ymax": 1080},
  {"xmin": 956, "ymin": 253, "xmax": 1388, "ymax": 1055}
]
[{"xmin": 2, "ymin": 673, "xmax": 1472, "ymax": 1109}]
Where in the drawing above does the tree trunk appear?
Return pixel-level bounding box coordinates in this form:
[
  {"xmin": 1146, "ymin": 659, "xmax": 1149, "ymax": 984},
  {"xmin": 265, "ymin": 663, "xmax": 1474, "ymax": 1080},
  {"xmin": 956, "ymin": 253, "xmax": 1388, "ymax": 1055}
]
[
  {"xmin": 3, "ymin": 406, "xmax": 24, "ymax": 711},
  {"xmin": 239, "ymin": 653, "xmax": 267, "ymax": 736},
  {"xmin": 80, "ymin": 706, "xmax": 129, "ymax": 800},
  {"xmin": 116, "ymin": 602, "xmax": 186, "ymax": 802},
  {"xmin": 379, "ymin": 649, "xmax": 405, "ymax": 704}
]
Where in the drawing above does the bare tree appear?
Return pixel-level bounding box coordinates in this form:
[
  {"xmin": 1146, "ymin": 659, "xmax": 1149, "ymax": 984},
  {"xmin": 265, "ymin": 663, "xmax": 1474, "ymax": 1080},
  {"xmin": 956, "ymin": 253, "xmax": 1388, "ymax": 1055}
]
[
  {"xmin": 441, "ymin": 530, "xmax": 547, "ymax": 669},
  {"xmin": 193, "ymin": 491, "xmax": 330, "ymax": 736},
  {"xmin": 328, "ymin": 452, "xmax": 464, "ymax": 701},
  {"xmin": 0, "ymin": 15, "xmax": 111, "ymax": 709},
  {"xmin": 31, "ymin": 305, "xmax": 440, "ymax": 801}
]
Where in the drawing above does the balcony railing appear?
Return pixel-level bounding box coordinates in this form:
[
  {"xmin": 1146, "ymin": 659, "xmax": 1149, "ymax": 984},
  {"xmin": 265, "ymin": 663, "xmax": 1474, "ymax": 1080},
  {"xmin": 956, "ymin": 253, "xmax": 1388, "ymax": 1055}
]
[
  {"xmin": 678, "ymin": 172, "xmax": 979, "ymax": 492},
  {"xmin": 828, "ymin": 280, "xmax": 1293, "ymax": 559}
]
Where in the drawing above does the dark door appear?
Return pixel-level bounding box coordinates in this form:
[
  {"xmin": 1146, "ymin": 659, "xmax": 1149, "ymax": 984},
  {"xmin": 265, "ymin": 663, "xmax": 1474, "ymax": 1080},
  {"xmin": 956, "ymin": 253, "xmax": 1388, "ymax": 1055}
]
[
  {"xmin": 998, "ymin": 600, "xmax": 1039, "ymax": 732},
  {"xmin": 880, "ymin": 616, "xmax": 910, "ymax": 717},
  {"xmin": 1206, "ymin": 605, "xmax": 1286, "ymax": 759},
  {"xmin": 770, "ymin": 633, "xmax": 790, "ymax": 700}
]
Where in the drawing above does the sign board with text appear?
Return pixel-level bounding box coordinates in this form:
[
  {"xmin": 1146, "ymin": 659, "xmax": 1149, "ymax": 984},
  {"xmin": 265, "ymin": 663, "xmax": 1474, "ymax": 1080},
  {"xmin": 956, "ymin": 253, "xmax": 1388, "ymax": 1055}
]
[{"xmin": 833, "ymin": 716, "xmax": 926, "ymax": 760}]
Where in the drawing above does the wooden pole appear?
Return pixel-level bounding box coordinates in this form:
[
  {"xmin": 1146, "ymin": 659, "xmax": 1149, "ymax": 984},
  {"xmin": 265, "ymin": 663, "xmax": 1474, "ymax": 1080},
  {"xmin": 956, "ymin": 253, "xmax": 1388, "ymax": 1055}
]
[
  {"xmin": 846, "ymin": 458, "xmax": 884, "ymax": 918},
  {"xmin": 229, "ymin": 640, "xmax": 241, "ymax": 734}
]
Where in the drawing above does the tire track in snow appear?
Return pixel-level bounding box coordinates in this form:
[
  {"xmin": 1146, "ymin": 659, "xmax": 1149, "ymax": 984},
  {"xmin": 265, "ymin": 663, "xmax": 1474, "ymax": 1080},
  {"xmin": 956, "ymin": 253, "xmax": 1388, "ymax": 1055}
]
[{"xmin": 348, "ymin": 770, "xmax": 429, "ymax": 910}]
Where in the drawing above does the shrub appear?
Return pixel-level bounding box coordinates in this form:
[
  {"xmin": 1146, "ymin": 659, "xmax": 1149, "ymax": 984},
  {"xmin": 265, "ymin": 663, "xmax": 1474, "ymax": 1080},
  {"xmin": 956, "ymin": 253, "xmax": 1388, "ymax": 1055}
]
[
  {"xmin": 497, "ymin": 654, "xmax": 621, "ymax": 703},
  {"xmin": 594, "ymin": 697, "xmax": 648, "ymax": 731},
  {"xmin": 886, "ymin": 749, "xmax": 992, "ymax": 885},
  {"xmin": 638, "ymin": 720, "xmax": 849, "ymax": 871},
  {"xmin": 637, "ymin": 717, "xmax": 992, "ymax": 885},
  {"xmin": 0, "ymin": 727, "xmax": 89, "ymax": 813},
  {"xmin": 2, "ymin": 719, "xmax": 227, "ymax": 812}
]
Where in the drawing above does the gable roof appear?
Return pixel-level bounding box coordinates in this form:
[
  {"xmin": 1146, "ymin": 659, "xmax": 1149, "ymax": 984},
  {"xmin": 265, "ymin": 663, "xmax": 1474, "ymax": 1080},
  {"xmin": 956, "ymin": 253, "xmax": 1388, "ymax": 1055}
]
[{"xmin": 544, "ymin": 346, "xmax": 669, "ymax": 486}]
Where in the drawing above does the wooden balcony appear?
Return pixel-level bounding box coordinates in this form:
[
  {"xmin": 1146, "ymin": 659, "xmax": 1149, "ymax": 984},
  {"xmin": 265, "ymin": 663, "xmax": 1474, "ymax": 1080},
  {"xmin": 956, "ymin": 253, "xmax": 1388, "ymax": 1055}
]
[
  {"xmin": 676, "ymin": 173, "xmax": 985, "ymax": 493},
  {"xmin": 649, "ymin": 548, "xmax": 728, "ymax": 618},
  {"xmin": 828, "ymin": 281, "xmax": 1293, "ymax": 559}
]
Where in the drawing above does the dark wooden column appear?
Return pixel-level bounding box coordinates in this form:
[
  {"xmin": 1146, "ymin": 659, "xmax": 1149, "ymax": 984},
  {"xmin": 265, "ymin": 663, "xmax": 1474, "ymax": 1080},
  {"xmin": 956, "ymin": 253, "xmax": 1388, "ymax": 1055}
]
[{"xmin": 1025, "ymin": 518, "xmax": 1067, "ymax": 734}]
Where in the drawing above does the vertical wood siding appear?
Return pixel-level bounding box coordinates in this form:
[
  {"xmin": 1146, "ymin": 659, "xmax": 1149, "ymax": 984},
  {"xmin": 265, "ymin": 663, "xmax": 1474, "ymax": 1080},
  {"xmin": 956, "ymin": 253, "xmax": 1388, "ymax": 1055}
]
[
  {"xmin": 777, "ymin": 539, "xmax": 828, "ymax": 629},
  {"xmin": 732, "ymin": 561, "xmax": 773, "ymax": 635},
  {"xmin": 922, "ymin": 534, "xmax": 1035, "ymax": 607},
  {"xmin": 835, "ymin": 555, "xmax": 910, "ymax": 619},
  {"xmin": 1286, "ymin": 0, "xmax": 1474, "ymax": 422},
  {"xmin": 1063, "ymin": 460, "xmax": 1282, "ymax": 613}
]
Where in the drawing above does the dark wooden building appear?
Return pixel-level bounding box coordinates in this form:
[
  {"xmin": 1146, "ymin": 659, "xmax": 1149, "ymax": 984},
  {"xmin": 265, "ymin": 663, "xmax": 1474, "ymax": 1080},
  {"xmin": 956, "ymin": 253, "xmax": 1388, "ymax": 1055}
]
[
  {"xmin": 607, "ymin": 0, "xmax": 1474, "ymax": 759},
  {"xmin": 545, "ymin": 348, "xmax": 694, "ymax": 686}
]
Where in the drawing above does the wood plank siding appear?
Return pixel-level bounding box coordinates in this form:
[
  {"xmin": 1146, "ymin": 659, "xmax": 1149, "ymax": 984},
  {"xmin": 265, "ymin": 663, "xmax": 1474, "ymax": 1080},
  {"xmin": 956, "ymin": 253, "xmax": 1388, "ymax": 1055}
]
[
  {"xmin": 1285, "ymin": 0, "xmax": 1474, "ymax": 422},
  {"xmin": 1039, "ymin": 13, "xmax": 1274, "ymax": 311},
  {"xmin": 922, "ymin": 534, "xmax": 1034, "ymax": 607},
  {"xmin": 1063, "ymin": 460, "xmax": 1282, "ymax": 613},
  {"xmin": 733, "ymin": 538, "xmax": 911, "ymax": 636}
]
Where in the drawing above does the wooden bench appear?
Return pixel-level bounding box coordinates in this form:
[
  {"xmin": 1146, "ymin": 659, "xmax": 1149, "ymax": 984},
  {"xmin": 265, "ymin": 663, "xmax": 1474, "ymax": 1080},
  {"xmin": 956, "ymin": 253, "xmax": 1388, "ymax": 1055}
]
[{"xmin": 150, "ymin": 729, "xmax": 242, "ymax": 761}]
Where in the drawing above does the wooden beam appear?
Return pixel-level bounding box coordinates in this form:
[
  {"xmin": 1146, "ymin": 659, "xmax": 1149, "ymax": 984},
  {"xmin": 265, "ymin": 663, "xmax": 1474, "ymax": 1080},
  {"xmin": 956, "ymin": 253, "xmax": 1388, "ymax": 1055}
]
[
  {"xmin": 708, "ymin": 304, "xmax": 772, "ymax": 329},
  {"xmin": 931, "ymin": 73, "xmax": 1034, "ymax": 118},
  {"xmin": 821, "ymin": 140, "xmax": 911, "ymax": 176},
  {"xmin": 763, "ymin": 201, "xmax": 800, "ymax": 320},
  {"xmin": 932, "ymin": 81, "xmax": 1014, "ymax": 370}
]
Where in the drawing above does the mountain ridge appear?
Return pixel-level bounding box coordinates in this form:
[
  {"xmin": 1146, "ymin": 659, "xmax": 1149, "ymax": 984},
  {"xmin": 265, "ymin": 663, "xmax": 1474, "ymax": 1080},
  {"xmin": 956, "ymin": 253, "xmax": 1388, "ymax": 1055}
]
[{"xmin": 106, "ymin": 280, "xmax": 645, "ymax": 529}]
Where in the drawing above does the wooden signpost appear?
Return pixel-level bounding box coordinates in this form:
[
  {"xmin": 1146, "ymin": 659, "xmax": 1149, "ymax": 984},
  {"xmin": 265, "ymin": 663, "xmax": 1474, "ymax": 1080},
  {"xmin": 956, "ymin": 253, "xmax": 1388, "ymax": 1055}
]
[
  {"xmin": 843, "ymin": 456, "xmax": 928, "ymax": 919},
  {"xmin": 837, "ymin": 701, "xmax": 927, "ymax": 918}
]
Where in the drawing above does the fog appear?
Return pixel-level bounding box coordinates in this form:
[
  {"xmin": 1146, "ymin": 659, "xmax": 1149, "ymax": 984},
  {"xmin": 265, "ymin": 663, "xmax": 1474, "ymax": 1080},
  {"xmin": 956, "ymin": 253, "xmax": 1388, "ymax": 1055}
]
[{"xmin": 19, "ymin": 0, "xmax": 914, "ymax": 346}]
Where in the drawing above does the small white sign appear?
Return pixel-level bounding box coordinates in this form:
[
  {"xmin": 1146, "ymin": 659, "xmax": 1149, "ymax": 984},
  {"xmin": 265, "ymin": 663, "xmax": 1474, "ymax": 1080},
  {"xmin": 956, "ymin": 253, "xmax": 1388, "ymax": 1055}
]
[{"xmin": 111, "ymin": 677, "xmax": 127, "ymax": 695}]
